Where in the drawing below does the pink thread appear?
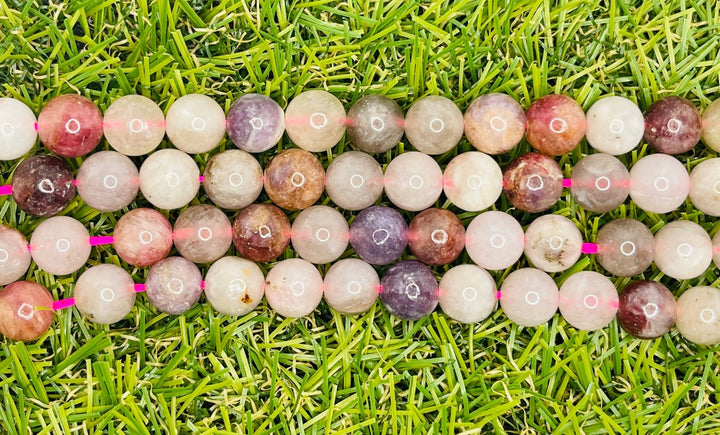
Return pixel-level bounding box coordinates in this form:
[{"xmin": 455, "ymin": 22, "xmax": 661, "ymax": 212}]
[
  {"xmin": 34, "ymin": 122, "xmax": 38, "ymax": 131},
  {"xmin": 201, "ymin": 280, "xmax": 205, "ymax": 289},
  {"xmin": 0, "ymin": 185, "xmax": 12, "ymax": 195},
  {"xmin": 377, "ymin": 285, "xmax": 382, "ymax": 294},
  {"xmin": 52, "ymin": 298, "xmax": 75, "ymax": 311},
  {"xmin": 581, "ymin": 243, "xmax": 599, "ymax": 254},
  {"xmin": 609, "ymin": 301, "xmax": 620, "ymax": 309},
  {"xmin": 134, "ymin": 284, "xmax": 146, "ymax": 292},
  {"xmin": 89, "ymin": 236, "xmax": 114, "ymax": 246},
  {"xmin": 562, "ymin": 179, "xmax": 572, "ymax": 188},
  {"xmin": 198, "ymin": 176, "xmax": 205, "ymax": 183},
  {"xmin": 72, "ymin": 179, "xmax": 78, "ymax": 186},
  {"xmin": 496, "ymin": 291, "xmax": 502, "ymax": 300}
]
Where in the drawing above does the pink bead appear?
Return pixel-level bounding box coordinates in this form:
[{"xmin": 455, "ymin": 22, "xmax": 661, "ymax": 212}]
[
  {"xmin": 558, "ymin": 271, "xmax": 618, "ymax": 331},
  {"xmin": 499, "ymin": 268, "xmax": 558, "ymax": 327}
]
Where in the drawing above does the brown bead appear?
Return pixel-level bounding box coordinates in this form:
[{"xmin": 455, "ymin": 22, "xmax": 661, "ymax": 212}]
[
  {"xmin": 264, "ymin": 149, "xmax": 325, "ymax": 210},
  {"xmin": 11, "ymin": 155, "xmax": 76, "ymax": 217},
  {"xmin": 37, "ymin": 94, "xmax": 103, "ymax": 157},
  {"xmin": 502, "ymin": 152, "xmax": 563, "ymax": 213},
  {"xmin": 408, "ymin": 208, "xmax": 465, "ymax": 265},
  {"xmin": 644, "ymin": 96, "xmax": 702, "ymax": 155},
  {"xmin": 0, "ymin": 281, "xmax": 54, "ymax": 341},
  {"xmin": 113, "ymin": 208, "xmax": 173, "ymax": 267},
  {"xmin": 525, "ymin": 94, "xmax": 586, "ymax": 156},
  {"xmin": 232, "ymin": 204, "xmax": 290, "ymax": 262},
  {"xmin": 617, "ymin": 280, "xmax": 676, "ymax": 339},
  {"xmin": 596, "ymin": 219, "xmax": 654, "ymax": 277}
]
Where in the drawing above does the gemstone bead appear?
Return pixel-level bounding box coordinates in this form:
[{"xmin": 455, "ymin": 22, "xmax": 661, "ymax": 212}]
[
  {"xmin": 443, "ymin": 152, "xmax": 503, "ymax": 212},
  {"xmin": 0, "ymin": 281, "xmax": 54, "ymax": 341},
  {"xmin": 113, "ymin": 208, "xmax": 173, "ymax": 267},
  {"xmin": 675, "ymin": 286, "xmax": 720, "ymax": 346},
  {"xmin": 408, "ymin": 208, "xmax": 465, "ymax": 265},
  {"xmin": 165, "ymin": 94, "xmax": 226, "ymax": 154},
  {"xmin": 0, "ymin": 98, "xmax": 37, "ymax": 161},
  {"xmin": 103, "ymin": 95, "xmax": 165, "ymax": 156},
  {"xmin": 291, "ymin": 205, "xmax": 349, "ymax": 264},
  {"xmin": 713, "ymin": 231, "xmax": 720, "ymax": 270},
  {"xmin": 502, "ymin": 152, "xmax": 563, "ymax": 213},
  {"xmin": 202, "ymin": 150, "xmax": 263, "ymax": 210},
  {"xmin": 465, "ymin": 211, "xmax": 525, "ymax": 270},
  {"xmin": 380, "ymin": 260, "xmax": 438, "ymax": 321},
  {"xmin": 349, "ymin": 205, "xmax": 408, "ymax": 265},
  {"xmin": 284, "ymin": 90, "xmax": 346, "ymax": 152},
  {"xmin": 11, "ymin": 155, "xmax": 75, "ymax": 217},
  {"xmin": 463, "ymin": 93, "xmax": 526, "ymax": 155},
  {"xmin": 0, "ymin": 225, "xmax": 31, "ymax": 285},
  {"xmin": 264, "ymin": 258, "xmax": 323, "ymax": 318},
  {"xmin": 37, "ymin": 94, "xmax": 103, "ymax": 157},
  {"xmin": 523, "ymin": 215, "xmax": 582, "ymax": 273},
  {"xmin": 76, "ymin": 151, "xmax": 139, "ymax": 212},
  {"xmin": 325, "ymin": 151, "xmax": 384, "ymax": 210},
  {"xmin": 585, "ymin": 96, "xmax": 644, "ymax": 155},
  {"xmin": 438, "ymin": 264, "xmax": 496, "ymax": 324},
  {"xmin": 264, "ymin": 148, "xmax": 325, "ymax": 210},
  {"xmin": 74, "ymin": 264, "xmax": 136, "ymax": 324},
  {"xmin": 204, "ymin": 256, "xmax": 265, "ymax": 316},
  {"xmin": 596, "ymin": 219, "xmax": 654, "ymax": 277},
  {"xmin": 558, "ymin": 271, "xmax": 618, "ymax": 331},
  {"xmin": 232, "ymin": 204, "xmax": 290, "ymax": 262},
  {"xmin": 173, "ymin": 205, "xmax": 233, "ymax": 264},
  {"xmin": 570, "ymin": 153, "xmax": 630, "ymax": 213},
  {"xmin": 525, "ymin": 94, "xmax": 586, "ymax": 156},
  {"xmin": 323, "ymin": 258, "xmax": 379, "ymax": 315},
  {"xmin": 346, "ymin": 95, "xmax": 404, "ymax": 154},
  {"xmin": 145, "ymin": 257, "xmax": 203, "ymax": 315},
  {"xmin": 30, "ymin": 216, "xmax": 91, "ymax": 275},
  {"xmin": 653, "ymin": 220, "xmax": 712, "ymax": 280},
  {"xmin": 139, "ymin": 149, "xmax": 200, "ymax": 210},
  {"xmin": 404, "ymin": 96, "xmax": 464, "ymax": 155},
  {"xmin": 383, "ymin": 151, "xmax": 443, "ymax": 211},
  {"xmin": 689, "ymin": 158, "xmax": 720, "ymax": 216},
  {"xmin": 629, "ymin": 154, "xmax": 689, "ymax": 214},
  {"xmin": 701, "ymin": 98, "xmax": 720, "ymax": 152},
  {"xmin": 499, "ymin": 268, "xmax": 558, "ymax": 327},
  {"xmin": 617, "ymin": 280, "xmax": 676, "ymax": 339},
  {"xmin": 644, "ymin": 96, "xmax": 702, "ymax": 155},
  {"xmin": 226, "ymin": 93, "xmax": 285, "ymax": 153}
]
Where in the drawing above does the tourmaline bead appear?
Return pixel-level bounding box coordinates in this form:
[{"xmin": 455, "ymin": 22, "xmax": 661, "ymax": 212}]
[
  {"xmin": 114, "ymin": 208, "xmax": 173, "ymax": 267},
  {"xmin": 558, "ymin": 271, "xmax": 618, "ymax": 331},
  {"xmin": 443, "ymin": 152, "xmax": 503, "ymax": 212},
  {"xmin": 465, "ymin": 211, "xmax": 525, "ymax": 270},
  {"xmin": 570, "ymin": 153, "xmax": 630, "ymax": 213},
  {"xmin": 12, "ymin": 155, "xmax": 75, "ymax": 217},
  {"xmin": 0, "ymin": 281, "xmax": 54, "ymax": 341},
  {"xmin": 644, "ymin": 96, "xmax": 702, "ymax": 155},
  {"xmin": 676, "ymin": 286, "xmax": 720, "ymax": 346},
  {"xmin": 264, "ymin": 148, "xmax": 324, "ymax": 210},
  {"xmin": 629, "ymin": 154, "xmax": 689, "ymax": 214},
  {"xmin": 146, "ymin": 257, "xmax": 203, "ymax": 315},
  {"xmin": 173, "ymin": 205, "xmax": 232, "ymax": 264},
  {"xmin": 325, "ymin": 151, "xmax": 384, "ymax": 210},
  {"xmin": 713, "ymin": 231, "xmax": 720, "ymax": 270},
  {"xmin": 103, "ymin": 95, "xmax": 165, "ymax": 156},
  {"xmin": 499, "ymin": 268, "xmax": 558, "ymax": 327},
  {"xmin": 689, "ymin": 158, "xmax": 720, "ymax": 216},
  {"xmin": 0, "ymin": 98, "xmax": 37, "ymax": 161},
  {"xmin": 596, "ymin": 219, "xmax": 654, "ymax": 277},
  {"xmin": 383, "ymin": 151, "xmax": 443, "ymax": 211},
  {"xmin": 653, "ymin": 220, "xmax": 712, "ymax": 280},
  {"xmin": 76, "ymin": 151, "xmax": 139, "ymax": 212},
  {"xmin": 585, "ymin": 96, "xmax": 645, "ymax": 155},
  {"xmin": 227, "ymin": 94, "xmax": 285, "ymax": 153},
  {"xmin": 502, "ymin": 152, "xmax": 563, "ymax": 213},
  {"xmin": 404, "ymin": 96, "xmax": 464, "ymax": 155},
  {"xmin": 232, "ymin": 204, "xmax": 290, "ymax": 262},
  {"xmin": 30, "ymin": 216, "xmax": 90, "ymax": 275},
  {"xmin": 139, "ymin": 149, "xmax": 200, "ymax": 210},
  {"xmin": 463, "ymin": 93, "xmax": 526, "ymax": 155},
  {"xmin": 203, "ymin": 150, "xmax": 263, "ymax": 210},
  {"xmin": 702, "ymin": 99, "xmax": 720, "ymax": 152},
  {"xmin": 285, "ymin": 90, "xmax": 346, "ymax": 152},
  {"xmin": 349, "ymin": 205, "xmax": 408, "ymax": 265},
  {"xmin": 265, "ymin": 258, "xmax": 323, "ymax": 318},
  {"xmin": 0, "ymin": 225, "xmax": 31, "ymax": 285},
  {"xmin": 74, "ymin": 264, "xmax": 136, "ymax": 324},
  {"xmin": 438, "ymin": 264, "xmax": 496, "ymax": 324},
  {"xmin": 408, "ymin": 208, "xmax": 465, "ymax": 265},
  {"xmin": 323, "ymin": 258, "xmax": 379, "ymax": 315},
  {"xmin": 346, "ymin": 95, "xmax": 404, "ymax": 154},
  {"xmin": 204, "ymin": 256, "xmax": 265, "ymax": 316},
  {"xmin": 37, "ymin": 94, "xmax": 103, "ymax": 157},
  {"xmin": 291, "ymin": 205, "xmax": 349, "ymax": 264},
  {"xmin": 617, "ymin": 280, "xmax": 676, "ymax": 339},
  {"xmin": 523, "ymin": 215, "xmax": 582, "ymax": 273},
  {"xmin": 380, "ymin": 260, "xmax": 438, "ymax": 321},
  {"xmin": 525, "ymin": 94, "xmax": 586, "ymax": 156},
  {"xmin": 165, "ymin": 94, "xmax": 226, "ymax": 154}
]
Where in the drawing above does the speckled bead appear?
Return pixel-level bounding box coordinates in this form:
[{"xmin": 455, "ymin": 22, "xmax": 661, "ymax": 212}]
[
  {"xmin": 204, "ymin": 256, "xmax": 265, "ymax": 316},
  {"xmin": 408, "ymin": 208, "xmax": 465, "ymax": 265},
  {"xmin": 232, "ymin": 204, "xmax": 290, "ymax": 262},
  {"xmin": 113, "ymin": 208, "xmax": 173, "ymax": 267},
  {"xmin": 226, "ymin": 94, "xmax": 285, "ymax": 153},
  {"xmin": 380, "ymin": 260, "xmax": 438, "ymax": 320},
  {"xmin": 617, "ymin": 280, "xmax": 676, "ymax": 339},
  {"xmin": 11, "ymin": 155, "xmax": 75, "ymax": 217},
  {"xmin": 570, "ymin": 153, "xmax": 630, "ymax": 213},
  {"xmin": 349, "ymin": 206, "xmax": 408, "ymax": 265},
  {"xmin": 346, "ymin": 95, "xmax": 404, "ymax": 154},
  {"xmin": 502, "ymin": 152, "xmax": 563, "ymax": 213},
  {"xmin": 525, "ymin": 94, "xmax": 586, "ymax": 156},
  {"xmin": 644, "ymin": 96, "xmax": 702, "ymax": 155},
  {"xmin": 264, "ymin": 148, "xmax": 325, "ymax": 210},
  {"xmin": 145, "ymin": 257, "xmax": 203, "ymax": 315},
  {"xmin": 463, "ymin": 93, "xmax": 526, "ymax": 155},
  {"xmin": 523, "ymin": 215, "xmax": 582, "ymax": 273},
  {"xmin": 37, "ymin": 94, "xmax": 103, "ymax": 157},
  {"xmin": 596, "ymin": 219, "xmax": 654, "ymax": 277}
]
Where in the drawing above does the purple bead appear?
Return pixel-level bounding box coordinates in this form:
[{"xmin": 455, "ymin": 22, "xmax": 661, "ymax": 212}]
[
  {"xmin": 11, "ymin": 155, "xmax": 76, "ymax": 217},
  {"xmin": 349, "ymin": 206, "xmax": 408, "ymax": 265},
  {"xmin": 380, "ymin": 260, "xmax": 438, "ymax": 320},
  {"xmin": 226, "ymin": 94, "xmax": 285, "ymax": 153}
]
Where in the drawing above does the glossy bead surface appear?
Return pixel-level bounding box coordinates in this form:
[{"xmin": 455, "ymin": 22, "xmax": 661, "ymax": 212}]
[
  {"xmin": 585, "ymin": 96, "xmax": 644, "ymax": 155},
  {"xmin": 0, "ymin": 225, "xmax": 31, "ymax": 285},
  {"xmin": 146, "ymin": 257, "xmax": 203, "ymax": 315},
  {"xmin": 701, "ymin": 99, "xmax": 720, "ymax": 152},
  {"xmin": 558, "ymin": 271, "xmax": 618, "ymax": 331},
  {"xmin": 227, "ymin": 93, "xmax": 285, "ymax": 153},
  {"xmin": 204, "ymin": 256, "xmax": 265, "ymax": 316},
  {"xmin": 76, "ymin": 151, "xmax": 139, "ymax": 212},
  {"xmin": 202, "ymin": 150, "xmax": 263, "ymax": 210},
  {"xmin": 570, "ymin": 153, "xmax": 630, "ymax": 213},
  {"xmin": 285, "ymin": 90, "xmax": 346, "ymax": 152},
  {"xmin": 443, "ymin": 152, "xmax": 503, "ymax": 212},
  {"xmin": 384, "ymin": 151, "xmax": 443, "ymax": 211},
  {"xmin": 438, "ymin": 264, "xmax": 496, "ymax": 324},
  {"xmin": 502, "ymin": 152, "xmax": 563, "ymax": 213},
  {"xmin": 173, "ymin": 205, "xmax": 232, "ymax": 264},
  {"xmin": 323, "ymin": 258, "xmax": 379, "ymax": 315},
  {"xmin": 139, "ymin": 149, "xmax": 200, "ymax": 210},
  {"xmin": 74, "ymin": 264, "xmax": 136, "ymax": 324},
  {"xmin": 264, "ymin": 148, "xmax": 324, "ymax": 210},
  {"xmin": 12, "ymin": 155, "xmax": 75, "ymax": 217},
  {"xmin": 499, "ymin": 268, "xmax": 558, "ymax": 327},
  {"xmin": 653, "ymin": 220, "xmax": 712, "ymax": 280},
  {"xmin": 464, "ymin": 93, "xmax": 526, "ymax": 155},
  {"xmin": 689, "ymin": 158, "xmax": 720, "ymax": 216},
  {"xmin": 525, "ymin": 94, "xmax": 586, "ymax": 156},
  {"xmin": 30, "ymin": 216, "xmax": 90, "ymax": 275},
  {"xmin": 349, "ymin": 206, "xmax": 407, "ymax": 265},
  {"xmin": 380, "ymin": 260, "xmax": 438, "ymax": 320},
  {"xmin": 346, "ymin": 95, "xmax": 404, "ymax": 154},
  {"xmin": 644, "ymin": 96, "xmax": 702, "ymax": 155},
  {"xmin": 629, "ymin": 154, "xmax": 689, "ymax": 214},
  {"xmin": 232, "ymin": 204, "xmax": 290, "ymax": 262},
  {"xmin": 0, "ymin": 281, "xmax": 54, "ymax": 341},
  {"xmin": 114, "ymin": 208, "xmax": 173, "ymax": 267},
  {"xmin": 596, "ymin": 219, "xmax": 654, "ymax": 277},
  {"xmin": 465, "ymin": 211, "xmax": 525, "ymax": 270},
  {"xmin": 675, "ymin": 286, "xmax": 720, "ymax": 345},
  {"xmin": 103, "ymin": 95, "xmax": 165, "ymax": 156},
  {"xmin": 523, "ymin": 215, "xmax": 582, "ymax": 273},
  {"xmin": 265, "ymin": 258, "xmax": 323, "ymax": 318},
  {"xmin": 166, "ymin": 94, "xmax": 226, "ymax": 154},
  {"xmin": 38, "ymin": 94, "xmax": 103, "ymax": 157},
  {"xmin": 0, "ymin": 98, "xmax": 37, "ymax": 161},
  {"xmin": 325, "ymin": 151, "xmax": 384, "ymax": 210},
  {"xmin": 408, "ymin": 208, "xmax": 465, "ymax": 265},
  {"xmin": 617, "ymin": 280, "xmax": 676, "ymax": 339},
  {"xmin": 404, "ymin": 96, "xmax": 463, "ymax": 155},
  {"xmin": 291, "ymin": 205, "xmax": 349, "ymax": 264}
]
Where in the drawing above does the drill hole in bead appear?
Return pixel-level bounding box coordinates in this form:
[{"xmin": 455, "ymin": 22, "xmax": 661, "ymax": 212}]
[
  {"xmin": 103, "ymin": 175, "xmax": 118, "ymax": 190},
  {"xmin": 654, "ymin": 176, "xmax": 670, "ymax": 192},
  {"xmin": 713, "ymin": 180, "xmax": 720, "ymax": 195},
  {"xmin": 349, "ymin": 174, "xmax": 365, "ymax": 188},
  {"xmin": 548, "ymin": 236, "xmax": 564, "ymax": 251},
  {"xmin": 38, "ymin": 179, "xmax": 55, "ymax": 194},
  {"xmin": 249, "ymin": 117, "xmax": 264, "ymax": 130},
  {"xmin": 370, "ymin": 116, "xmax": 385, "ymax": 132},
  {"xmin": 594, "ymin": 176, "xmax": 611, "ymax": 191},
  {"xmin": 228, "ymin": 278, "xmax": 247, "ymax": 293},
  {"xmin": 525, "ymin": 291, "xmax": 540, "ymax": 305},
  {"xmin": 408, "ymin": 175, "xmax": 424, "ymax": 189},
  {"xmin": 290, "ymin": 281, "xmax": 305, "ymax": 296},
  {"xmin": 676, "ymin": 243, "xmax": 693, "ymax": 257},
  {"xmin": 549, "ymin": 117, "xmax": 568, "ymax": 133},
  {"xmin": 643, "ymin": 302, "xmax": 659, "ymax": 318},
  {"xmin": 489, "ymin": 116, "xmax": 507, "ymax": 132},
  {"xmin": 65, "ymin": 118, "xmax": 81, "ymax": 134},
  {"xmin": 315, "ymin": 228, "xmax": 330, "ymax": 242},
  {"xmin": 258, "ymin": 225, "xmax": 272, "ymax": 239},
  {"xmin": 490, "ymin": 234, "xmax": 506, "ymax": 249},
  {"xmin": 290, "ymin": 172, "xmax": 306, "ymax": 187},
  {"xmin": 100, "ymin": 288, "xmax": 116, "ymax": 302},
  {"xmin": 165, "ymin": 172, "xmax": 180, "ymax": 187},
  {"xmin": 583, "ymin": 294, "xmax": 599, "ymax": 309},
  {"xmin": 191, "ymin": 117, "xmax": 206, "ymax": 131},
  {"xmin": 17, "ymin": 303, "xmax": 34, "ymax": 320},
  {"xmin": 129, "ymin": 118, "xmax": 145, "ymax": 133},
  {"xmin": 55, "ymin": 239, "xmax": 71, "ymax": 253},
  {"xmin": 310, "ymin": 113, "xmax": 328, "ymax": 129},
  {"xmin": 405, "ymin": 283, "xmax": 420, "ymax": 300},
  {"xmin": 609, "ymin": 118, "xmax": 624, "ymax": 134},
  {"xmin": 167, "ymin": 278, "xmax": 185, "ymax": 294},
  {"xmin": 526, "ymin": 174, "xmax": 544, "ymax": 191},
  {"xmin": 346, "ymin": 280, "xmax": 362, "ymax": 295},
  {"xmin": 228, "ymin": 172, "xmax": 244, "ymax": 187},
  {"xmin": 139, "ymin": 231, "xmax": 154, "ymax": 245},
  {"xmin": 0, "ymin": 248, "xmax": 8, "ymax": 263},
  {"xmin": 0, "ymin": 122, "xmax": 15, "ymax": 136},
  {"xmin": 429, "ymin": 118, "xmax": 445, "ymax": 133},
  {"xmin": 431, "ymin": 229, "xmax": 448, "ymax": 244},
  {"xmin": 198, "ymin": 227, "xmax": 213, "ymax": 241},
  {"xmin": 667, "ymin": 118, "xmax": 682, "ymax": 133},
  {"xmin": 462, "ymin": 287, "xmax": 478, "ymax": 302},
  {"xmin": 466, "ymin": 175, "xmax": 483, "ymax": 190},
  {"xmin": 372, "ymin": 228, "xmax": 390, "ymax": 245},
  {"xmin": 700, "ymin": 308, "xmax": 715, "ymax": 323},
  {"xmin": 620, "ymin": 241, "xmax": 636, "ymax": 256}
]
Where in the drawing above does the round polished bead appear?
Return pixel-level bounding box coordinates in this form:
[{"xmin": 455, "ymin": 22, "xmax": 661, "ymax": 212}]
[
  {"xmin": 0, "ymin": 98, "xmax": 37, "ymax": 161},
  {"xmin": 384, "ymin": 151, "xmax": 443, "ymax": 211},
  {"xmin": 291, "ymin": 205, "xmax": 349, "ymax": 264},
  {"xmin": 438, "ymin": 264, "xmax": 496, "ymax": 324},
  {"xmin": 202, "ymin": 150, "xmax": 263, "ymax": 210},
  {"xmin": 76, "ymin": 151, "xmax": 139, "ymax": 212},
  {"xmin": 323, "ymin": 258, "xmax": 379, "ymax": 315},
  {"xmin": 166, "ymin": 94, "xmax": 226, "ymax": 154},
  {"xmin": 596, "ymin": 219, "xmax": 654, "ymax": 277},
  {"xmin": 285, "ymin": 90, "xmax": 345, "ymax": 152},
  {"xmin": 676, "ymin": 286, "xmax": 720, "ymax": 346},
  {"xmin": 702, "ymin": 99, "xmax": 720, "ymax": 152},
  {"xmin": 232, "ymin": 204, "xmax": 290, "ymax": 262},
  {"xmin": 629, "ymin": 154, "xmax": 689, "ymax": 214},
  {"xmin": 204, "ymin": 256, "xmax": 265, "ymax": 316},
  {"xmin": 443, "ymin": 152, "xmax": 503, "ymax": 212},
  {"xmin": 525, "ymin": 94, "xmax": 586, "ymax": 156},
  {"xmin": 523, "ymin": 215, "xmax": 582, "ymax": 273},
  {"xmin": 404, "ymin": 96, "xmax": 463, "ymax": 155},
  {"xmin": 227, "ymin": 94, "xmax": 285, "ymax": 153},
  {"xmin": 585, "ymin": 96, "xmax": 644, "ymax": 155},
  {"xmin": 139, "ymin": 149, "xmax": 200, "ymax": 210},
  {"xmin": 465, "ymin": 211, "xmax": 525, "ymax": 270},
  {"xmin": 408, "ymin": 208, "xmax": 465, "ymax": 265},
  {"xmin": 74, "ymin": 264, "xmax": 136, "ymax": 324},
  {"xmin": 37, "ymin": 94, "xmax": 103, "ymax": 157},
  {"xmin": 502, "ymin": 152, "xmax": 563, "ymax": 213},
  {"xmin": 114, "ymin": 208, "xmax": 173, "ymax": 267},
  {"xmin": 349, "ymin": 206, "xmax": 407, "ymax": 265},
  {"xmin": 12, "ymin": 155, "xmax": 75, "ymax": 217},
  {"xmin": 558, "ymin": 271, "xmax": 618, "ymax": 331},
  {"xmin": 0, "ymin": 225, "xmax": 31, "ymax": 286},
  {"xmin": 0, "ymin": 281, "xmax": 54, "ymax": 341},
  {"xmin": 30, "ymin": 216, "xmax": 90, "ymax": 275},
  {"xmin": 346, "ymin": 95, "xmax": 404, "ymax": 153},
  {"xmin": 146, "ymin": 257, "xmax": 203, "ymax": 315},
  {"xmin": 380, "ymin": 260, "xmax": 438, "ymax": 320},
  {"xmin": 689, "ymin": 158, "xmax": 720, "ymax": 216},
  {"xmin": 570, "ymin": 153, "xmax": 630, "ymax": 213},
  {"xmin": 264, "ymin": 148, "xmax": 324, "ymax": 210},
  {"xmin": 265, "ymin": 258, "xmax": 323, "ymax": 318},
  {"xmin": 644, "ymin": 96, "xmax": 702, "ymax": 155},
  {"xmin": 103, "ymin": 95, "xmax": 165, "ymax": 156},
  {"xmin": 173, "ymin": 205, "xmax": 232, "ymax": 264},
  {"xmin": 653, "ymin": 220, "xmax": 712, "ymax": 280},
  {"xmin": 325, "ymin": 151, "xmax": 383, "ymax": 210},
  {"xmin": 463, "ymin": 93, "xmax": 526, "ymax": 155},
  {"xmin": 499, "ymin": 268, "xmax": 558, "ymax": 327},
  {"xmin": 617, "ymin": 280, "xmax": 676, "ymax": 339}
]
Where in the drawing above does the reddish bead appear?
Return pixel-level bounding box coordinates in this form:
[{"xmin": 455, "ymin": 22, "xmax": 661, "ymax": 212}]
[
  {"xmin": 232, "ymin": 204, "xmax": 290, "ymax": 262},
  {"xmin": 525, "ymin": 94, "xmax": 586, "ymax": 156},
  {"xmin": 37, "ymin": 94, "xmax": 103, "ymax": 157},
  {"xmin": 264, "ymin": 149, "xmax": 325, "ymax": 210},
  {"xmin": 644, "ymin": 96, "xmax": 702, "ymax": 155},
  {"xmin": 408, "ymin": 208, "xmax": 465, "ymax": 265},
  {"xmin": 502, "ymin": 152, "xmax": 563, "ymax": 213},
  {"xmin": 113, "ymin": 208, "xmax": 173, "ymax": 267},
  {"xmin": 11, "ymin": 155, "xmax": 75, "ymax": 217},
  {"xmin": 0, "ymin": 281, "xmax": 54, "ymax": 341}
]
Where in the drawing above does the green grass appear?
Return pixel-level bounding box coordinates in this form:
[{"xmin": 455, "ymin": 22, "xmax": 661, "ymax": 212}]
[{"xmin": 1, "ymin": 0, "xmax": 720, "ymax": 433}]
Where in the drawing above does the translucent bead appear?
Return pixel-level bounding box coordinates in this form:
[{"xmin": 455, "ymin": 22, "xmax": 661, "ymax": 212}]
[
  {"xmin": 596, "ymin": 219, "xmax": 654, "ymax": 277},
  {"xmin": 675, "ymin": 286, "xmax": 720, "ymax": 346},
  {"xmin": 499, "ymin": 268, "xmax": 558, "ymax": 327},
  {"xmin": 701, "ymin": 98, "xmax": 720, "ymax": 152},
  {"xmin": 74, "ymin": 264, "xmax": 136, "ymax": 324},
  {"xmin": 463, "ymin": 93, "xmax": 526, "ymax": 155},
  {"xmin": 291, "ymin": 205, "xmax": 349, "ymax": 264},
  {"xmin": 232, "ymin": 204, "xmax": 290, "ymax": 262},
  {"xmin": 204, "ymin": 256, "xmax": 265, "ymax": 316},
  {"xmin": 644, "ymin": 96, "xmax": 701, "ymax": 155},
  {"xmin": 113, "ymin": 208, "xmax": 173, "ymax": 267},
  {"xmin": 585, "ymin": 96, "xmax": 644, "ymax": 155},
  {"xmin": 570, "ymin": 153, "xmax": 629, "ymax": 213},
  {"xmin": 103, "ymin": 95, "xmax": 165, "ymax": 156},
  {"xmin": 0, "ymin": 225, "xmax": 31, "ymax": 286},
  {"xmin": 346, "ymin": 95, "xmax": 404, "ymax": 154},
  {"xmin": 689, "ymin": 158, "xmax": 720, "ymax": 216},
  {"xmin": 465, "ymin": 211, "xmax": 525, "ymax": 270},
  {"xmin": 30, "ymin": 216, "xmax": 90, "ymax": 275},
  {"xmin": 0, "ymin": 98, "xmax": 37, "ymax": 161},
  {"xmin": 139, "ymin": 149, "xmax": 200, "ymax": 210},
  {"xmin": 37, "ymin": 94, "xmax": 103, "ymax": 157},
  {"xmin": 617, "ymin": 280, "xmax": 676, "ymax": 339},
  {"xmin": 202, "ymin": 150, "xmax": 263, "ymax": 210},
  {"xmin": 408, "ymin": 208, "xmax": 465, "ymax": 265},
  {"xmin": 558, "ymin": 271, "xmax": 618, "ymax": 331},
  {"xmin": 226, "ymin": 94, "xmax": 285, "ymax": 153},
  {"xmin": 653, "ymin": 220, "xmax": 712, "ymax": 280},
  {"xmin": 264, "ymin": 148, "xmax": 324, "ymax": 210},
  {"xmin": 11, "ymin": 155, "xmax": 75, "ymax": 217},
  {"xmin": 629, "ymin": 154, "xmax": 689, "ymax": 214},
  {"xmin": 285, "ymin": 90, "xmax": 345, "ymax": 152},
  {"xmin": 165, "ymin": 94, "xmax": 226, "ymax": 154},
  {"xmin": 265, "ymin": 258, "xmax": 323, "ymax": 318},
  {"xmin": 443, "ymin": 152, "xmax": 503, "ymax": 212},
  {"xmin": 404, "ymin": 96, "xmax": 463, "ymax": 155},
  {"xmin": 76, "ymin": 151, "xmax": 139, "ymax": 212},
  {"xmin": 325, "ymin": 151, "xmax": 384, "ymax": 210},
  {"xmin": 0, "ymin": 281, "xmax": 54, "ymax": 341},
  {"xmin": 523, "ymin": 215, "xmax": 582, "ymax": 273},
  {"xmin": 502, "ymin": 152, "xmax": 563, "ymax": 213},
  {"xmin": 438, "ymin": 264, "xmax": 496, "ymax": 324},
  {"xmin": 525, "ymin": 94, "xmax": 586, "ymax": 156},
  {"xmin": 173, "ymin": 205, "xmax": 232, "ymax": 264},
  {"xmin": 383, "ymin": 151, "xmax": 443, "ymax": 211},
  {"xmin": 380, "ymin": 260, "xmax": 438, "ymax": 320},
  {"xmin": 349, "ymin": 206, "xmax": 407, "ymax": 265},
  {"xmin": 146, "ymin": 257, "xmax": 203, "ymax": 315},
  {"xmin": 323, "ymin": 258, "xmax": 379, "ymax": 315}
]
